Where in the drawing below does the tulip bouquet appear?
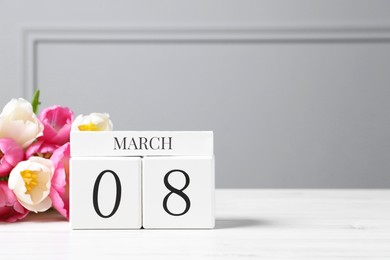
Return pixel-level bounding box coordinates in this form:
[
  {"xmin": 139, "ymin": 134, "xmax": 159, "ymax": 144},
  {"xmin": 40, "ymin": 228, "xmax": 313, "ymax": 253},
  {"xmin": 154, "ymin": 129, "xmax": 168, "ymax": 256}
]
[{"xmin": 0, "ymin": 90, "xmax": 113, "ymax": 222}]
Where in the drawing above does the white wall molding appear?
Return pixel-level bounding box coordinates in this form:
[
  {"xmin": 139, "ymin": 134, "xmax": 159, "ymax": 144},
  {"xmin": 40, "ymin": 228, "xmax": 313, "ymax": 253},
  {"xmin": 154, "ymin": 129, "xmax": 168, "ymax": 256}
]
[{"xmin": 23, "ymin": 25, "xmax": 390, "ymax": 99}]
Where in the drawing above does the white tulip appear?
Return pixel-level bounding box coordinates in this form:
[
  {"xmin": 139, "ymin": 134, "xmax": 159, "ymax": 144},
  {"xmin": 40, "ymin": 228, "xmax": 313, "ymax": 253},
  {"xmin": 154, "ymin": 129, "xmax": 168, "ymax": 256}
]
[
  {"xmin": 71, "ymin": 113, "xmax": 113, "ymax": 132},
  {"xmin": 0, "ymin": 98, "xmax": 44, "ymax": 148},
  {"xmin": 8, "ymin": 157, "xmax": 54, "ymax": 213}
]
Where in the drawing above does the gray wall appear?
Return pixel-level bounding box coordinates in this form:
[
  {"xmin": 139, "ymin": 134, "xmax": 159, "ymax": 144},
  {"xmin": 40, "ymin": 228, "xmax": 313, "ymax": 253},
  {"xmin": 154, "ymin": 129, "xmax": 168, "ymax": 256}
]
[{"xmin": 1, "ymin": 0, "xmax": 390, "ymax": 188}]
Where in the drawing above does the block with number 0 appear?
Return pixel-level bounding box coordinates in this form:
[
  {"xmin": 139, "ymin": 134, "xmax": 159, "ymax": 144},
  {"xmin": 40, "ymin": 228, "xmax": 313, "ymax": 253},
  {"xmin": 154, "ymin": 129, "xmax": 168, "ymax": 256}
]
[
  {"xmin": 70, "ymin": 157, "xmax": 142, "ymax": 229},
  {"xmin": 142, "ymin": 156, "xmax": 215, "ymax": 229}
]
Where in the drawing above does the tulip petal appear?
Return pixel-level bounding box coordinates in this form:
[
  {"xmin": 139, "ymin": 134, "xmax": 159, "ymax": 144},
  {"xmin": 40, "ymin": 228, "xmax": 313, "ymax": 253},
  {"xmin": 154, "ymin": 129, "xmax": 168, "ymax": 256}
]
[
  {"xmin": 50, "ymin": 187, "xmax": 68, "ymax": 220},
  {"xmin": 0, "ymin": 181, "xmax": 29, "ymax": 222},
  {"xmin": 38, "ymin": 106, "xmax": 73, "ymax": 146},
  {"xmin": 0, "ymin": 98, "xmax": 44, "ymax": 148},
  {"xmin": 19, "ymin": 195, "xmax": 52, "ymax": 213},
  {"xmin": 8, "ymin": 157, "xmax": 54, "ymax": 213}
]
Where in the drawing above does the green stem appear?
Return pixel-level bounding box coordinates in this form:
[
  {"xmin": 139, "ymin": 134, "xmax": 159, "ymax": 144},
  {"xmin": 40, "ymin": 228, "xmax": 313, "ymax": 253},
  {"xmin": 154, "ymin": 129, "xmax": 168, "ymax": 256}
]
[{"xmin": 31, "ymin": 89, "xmax": 41, "ymax": 114}]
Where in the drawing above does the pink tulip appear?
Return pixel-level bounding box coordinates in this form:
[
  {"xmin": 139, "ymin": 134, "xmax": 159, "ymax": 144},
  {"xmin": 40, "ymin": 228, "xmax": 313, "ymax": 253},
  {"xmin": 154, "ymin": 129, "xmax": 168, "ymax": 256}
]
[
  {"xmin": 39, "ymin": 106, "xmax": 73, "ymax": 146},
  {"xmin": 25, "ymin": 140, "xmax": 59, "ymax": 159},
  {"xmin": 0, "ymin": 181, "xmax": 29, "ymax": 222},
  {"xmin": 0, "ymin": 138, "xmax": 24, "ymax": 177},
  {"xmin": 50, "ymin": 143, "xmax": 70, "ymax": 220}
]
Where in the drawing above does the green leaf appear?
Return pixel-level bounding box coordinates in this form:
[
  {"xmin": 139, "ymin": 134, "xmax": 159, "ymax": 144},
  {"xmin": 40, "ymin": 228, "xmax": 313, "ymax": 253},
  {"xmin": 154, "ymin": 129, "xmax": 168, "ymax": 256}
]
[{"xmin": 31, "ymin": 89, "xmax": 41, "ymax": 114}]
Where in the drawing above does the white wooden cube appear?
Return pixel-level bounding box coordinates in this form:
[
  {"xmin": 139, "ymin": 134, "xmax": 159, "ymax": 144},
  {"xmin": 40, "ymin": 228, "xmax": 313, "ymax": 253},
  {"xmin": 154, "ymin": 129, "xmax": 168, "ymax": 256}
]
[
  {"xmin": 142, "ymin": 156, "xmax": 215, "ymax": 229},
  {"xmin": 70, "ymin": 157, "xmax": 142, "ymax": 229}
]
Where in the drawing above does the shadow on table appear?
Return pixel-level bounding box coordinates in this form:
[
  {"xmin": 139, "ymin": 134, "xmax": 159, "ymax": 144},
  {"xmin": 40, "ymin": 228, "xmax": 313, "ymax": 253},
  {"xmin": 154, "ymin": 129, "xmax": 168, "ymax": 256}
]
[
  {"xmin": 0, "ymin": 210, "xmax": 67, "ymax": 224},
  {"xmin": 215, "ymin": 218, "xmax": 265, "ymax": 229},
  {"xmin": 22, "ymin": 209, "xmax": 67, "ymax": 223}
]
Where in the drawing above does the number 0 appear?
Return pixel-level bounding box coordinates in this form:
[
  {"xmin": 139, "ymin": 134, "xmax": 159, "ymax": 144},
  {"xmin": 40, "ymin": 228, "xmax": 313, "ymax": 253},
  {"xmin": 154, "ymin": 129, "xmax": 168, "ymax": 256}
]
[{"xmin": 92, "ymin": 170, "xmax": 122, "ymax": 218}]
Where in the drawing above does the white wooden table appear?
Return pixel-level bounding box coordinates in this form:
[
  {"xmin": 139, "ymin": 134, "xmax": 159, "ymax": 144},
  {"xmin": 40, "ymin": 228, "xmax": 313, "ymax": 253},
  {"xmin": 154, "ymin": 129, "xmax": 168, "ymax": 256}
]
[{"xmin": 1, "ymin": 189, "xmax": 389, "ymax": 259}]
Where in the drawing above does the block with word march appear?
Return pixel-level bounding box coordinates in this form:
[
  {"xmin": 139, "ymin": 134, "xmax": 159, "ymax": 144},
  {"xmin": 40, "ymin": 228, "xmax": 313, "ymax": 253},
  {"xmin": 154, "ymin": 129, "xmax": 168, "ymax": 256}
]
[{"xmin": 70, "ymin": 131, "xmax": 214, "ymax": 229}]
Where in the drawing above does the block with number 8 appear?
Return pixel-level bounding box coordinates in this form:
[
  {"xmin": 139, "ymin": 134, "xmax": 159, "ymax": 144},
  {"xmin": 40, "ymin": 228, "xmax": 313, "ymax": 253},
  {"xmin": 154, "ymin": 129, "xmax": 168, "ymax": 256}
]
[
  {"xmin": 142, "ymin": 156, "xmax": 215, "ymax": 229},
  {"xmin": 70, "ymin": 157, "xmax": 142, "ymax": 229}
]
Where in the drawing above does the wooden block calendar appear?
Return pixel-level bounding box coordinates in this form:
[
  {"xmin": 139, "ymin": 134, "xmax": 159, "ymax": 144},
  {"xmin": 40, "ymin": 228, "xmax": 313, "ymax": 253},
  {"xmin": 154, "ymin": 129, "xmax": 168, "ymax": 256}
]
[{"xmin": 70, "ymin": 131, "xmax": 215, "ymax": 229}]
